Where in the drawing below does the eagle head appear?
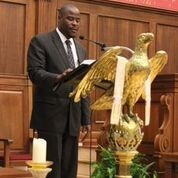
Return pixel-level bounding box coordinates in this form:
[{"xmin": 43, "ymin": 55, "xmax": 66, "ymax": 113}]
[{"xmin": 137, "ymin": 33, "xmax": 154, "ymax": 48}]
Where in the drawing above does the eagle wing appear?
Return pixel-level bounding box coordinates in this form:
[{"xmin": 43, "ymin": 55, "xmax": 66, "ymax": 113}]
[
  {"xmin": 70, "ymin": 46, "xmax": 123, "ymax": 102},
  {"xmin": 149, "ymin": 50, "xmax": 168, "ymax": 82},
  {"xmin": 142, "ymin": 50, "xmax": 168, "ymax": 99},
  {"xmin": 91, "ymin": 57, "xmax": 129, "ymax": 110},
  {"xmin": 90, "ymin": 87, "xmax": 114, "ymax": 110}
]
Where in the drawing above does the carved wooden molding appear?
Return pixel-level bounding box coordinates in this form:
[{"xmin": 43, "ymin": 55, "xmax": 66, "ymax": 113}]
[
  {"xmin": 154, "ymin": 94, "xmax": 173, "ymax": 153},
  {"xmin": 36, "ymin": 0, "xmax": 52, "ymax": 2},
  {"xmin": 74, "ymin": 0, "xmax": 178, "ymax": 16}
]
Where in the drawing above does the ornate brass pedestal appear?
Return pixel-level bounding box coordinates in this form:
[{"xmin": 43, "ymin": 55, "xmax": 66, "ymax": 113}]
[
  {"xmin": 115, "ymin": 151, "xmax": 138, "ymax": 178},
  {"xmin": 109, "ymin": 114, "xmax": 144, "ymax": 178},
  {"xmin": 26, "ymin": 161, "xmax": 53, "ymax": 178}
]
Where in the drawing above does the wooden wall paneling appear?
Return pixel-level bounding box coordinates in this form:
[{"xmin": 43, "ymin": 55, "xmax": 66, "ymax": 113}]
[
  {"xmin": 24, "ymin": 0, "xmax": 38, "ymax": 151},
  {"xmin": 0, "ymin": 0, "xmax": 27, "ymax": 75},
  {"xmin": 36, "ymin": 0, "xmax": 58, "ymax": 33},
  {"xmin": 58, "ymin": 0, "xmax": 99, "ymax": 58},
  {"xmin": 0, "ymin": 76, "xmax": 29, "ymax": 153},
  {"xmin": 173, "ymin": 93, "xmax": 178, "ymax": 151},
  {"xmin": 156, "ymin": 24, "xmax": 178, "ymax": 74},
  {"xmin": 131, "ymin": 92, "xmax": 167, "ymax": 157},
  {"xmin": 0, "ymin": 0, "xmax": 35, "ymax": 76},
  {"xmin": 89, "ymin": 13, "xmax": 99, "ymax": 59},
  {"xmin": 162, "ymin": 152, "xmax": 178, "ymax": 178},
  {"xmin": 25, "ymin": 0, "xmax": 36, "ymax": 75},
  {"xmin": 73, "ymin": 0, "xmax": 178, "ymax": 73},
  {"xmin": 0, "ymin": 0, "xmax": 35, "ymax": 156},
  {"xmin": 76, "ymin": 13, "xmax": 90, "ymax": 57},
  {"xmin": 97, "ymin": 16, "xmax": 150, "ymax": 57}
]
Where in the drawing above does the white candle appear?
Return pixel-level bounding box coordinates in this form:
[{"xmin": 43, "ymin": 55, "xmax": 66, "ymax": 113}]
[
  {"xmin": 144, "ymin": 75, "xmax": 151, "ymax": 126},
  {"xmin": 32, "ymin": 138, "xmax": 47, "ymax": 163},
  {"xmin": 110, "ymin": 56, "xmax": 128, "ymax": 125}
]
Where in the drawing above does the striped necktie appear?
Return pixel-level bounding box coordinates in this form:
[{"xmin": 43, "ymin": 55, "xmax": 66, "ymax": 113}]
[{"xmin": 65, "ymin": 40, "xmax": 75, "ymax": 69}]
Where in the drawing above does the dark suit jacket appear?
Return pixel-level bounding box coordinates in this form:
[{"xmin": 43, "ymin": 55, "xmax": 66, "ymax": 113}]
[{"xmin": 27, "ymin": 30, "xmax": 91, "ymax": 136}]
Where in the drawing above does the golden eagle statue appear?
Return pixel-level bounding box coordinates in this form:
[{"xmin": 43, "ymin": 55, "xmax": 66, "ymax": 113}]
[{"xmin": 70, "ymin": 33, "xmax": 168, "ymax": 126}]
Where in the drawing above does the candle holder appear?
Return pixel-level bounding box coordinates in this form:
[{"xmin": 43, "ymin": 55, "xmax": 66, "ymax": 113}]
[
  {"xmin": 109, "ymin": 115, "xmax": 144, "ymax": 178},
  {"xmin": 26, "ymin": 160, "xmax": 53, "ymax": 178}
]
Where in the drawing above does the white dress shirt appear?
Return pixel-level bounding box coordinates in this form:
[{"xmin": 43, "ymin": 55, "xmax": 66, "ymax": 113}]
[{"xmin": 56, "ymin": 27, "xmax": 79, "ymax": 68}]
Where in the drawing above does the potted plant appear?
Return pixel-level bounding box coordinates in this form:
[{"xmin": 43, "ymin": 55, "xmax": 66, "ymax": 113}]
[{"xmin": 91, "ymin": 146, "xmax": 158, "ymax": 178}]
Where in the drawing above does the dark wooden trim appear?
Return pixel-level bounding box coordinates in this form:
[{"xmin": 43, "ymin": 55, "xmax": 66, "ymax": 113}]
[
  {"xmin": 152, "ymin": 74, "xmax": 178, "ymax": 91},
  {"xmin": 74, "ymin": 0, "xmax": 178, "ymax": 16}
]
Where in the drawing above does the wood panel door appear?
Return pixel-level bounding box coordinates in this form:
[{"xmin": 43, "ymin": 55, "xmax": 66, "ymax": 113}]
[{"xmin": 0, "ymin": 0, "xmax": 35, "ymax": 154}]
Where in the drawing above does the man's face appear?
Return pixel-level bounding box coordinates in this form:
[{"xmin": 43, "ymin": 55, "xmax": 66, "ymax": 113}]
[{"xmin": 59, "ymin": 7, "xmax": 80, "ymax": 38}]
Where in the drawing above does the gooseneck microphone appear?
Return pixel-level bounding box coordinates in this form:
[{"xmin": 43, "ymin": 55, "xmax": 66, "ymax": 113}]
[{"xmin": 79, "ymin": 35, "xmax": 106, "ymax": 51}]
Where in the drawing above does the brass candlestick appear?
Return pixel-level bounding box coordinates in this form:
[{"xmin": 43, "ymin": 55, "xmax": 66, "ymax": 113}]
[
  {"xmin": 115, "ymin": 151, "xmax": 138, "ymax": 178},
  {"xmin": 26, "ymin": 160, "xmax": 53, "ymax": 178},
  {"xmin": 109, "ymin": 115, "xmax": 144, "ymax": 178}
]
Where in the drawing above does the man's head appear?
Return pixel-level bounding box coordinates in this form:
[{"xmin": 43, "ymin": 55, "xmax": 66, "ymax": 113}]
[{"xmin": 58, "ymin": 4, "xmax": 80, "ymax": 39}]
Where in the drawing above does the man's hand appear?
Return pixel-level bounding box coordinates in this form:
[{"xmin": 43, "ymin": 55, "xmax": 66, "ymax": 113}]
[
  {"xmin": 55, "ymin": 68, "xmax": 73, "ymax": 82},
  {"xmin": 62, "ymin": 68, "xmax": 73, "ymax": 77},
  {"xmin": 80, "ymin": 125, "xmax": 91, "ymax": 142},
  {"xmin": 53, "ymin": 68, "xmax": 73, "ymax": 91}
]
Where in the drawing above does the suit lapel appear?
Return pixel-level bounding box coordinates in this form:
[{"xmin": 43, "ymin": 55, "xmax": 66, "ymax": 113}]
[
  {"xmin": 51, "ymin": 30, "xmax": 84, "ymax": 68},
  {"xmin": 51, "ymin": 30, "xmax": 70, "ymax": 68},
  {"xmin": 74, "ymin": 39, "xmax": 84, "ymax": 64}
]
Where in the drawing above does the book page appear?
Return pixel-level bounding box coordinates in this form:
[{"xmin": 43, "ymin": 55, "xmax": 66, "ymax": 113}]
[{"xmin": 80, "ymin": 59, "xmax": 96, "ymax": 65}]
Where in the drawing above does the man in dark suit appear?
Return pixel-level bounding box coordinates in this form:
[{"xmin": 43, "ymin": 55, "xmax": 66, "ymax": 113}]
[{"xmin": 27, "ymin": 4, "xmax": 91, "ymax": 178}]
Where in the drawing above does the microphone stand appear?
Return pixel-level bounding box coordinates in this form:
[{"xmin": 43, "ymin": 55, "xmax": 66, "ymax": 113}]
[
  {"xmin": 100, "ymin": 44, "xmax": 107, "ymax": 51},
  {"xmin": 79, "ymin": 36, "xmax": 106, "ymax": 51},
  {"xmin": 79, "ymin": 35, "xmax": 134, "ymax": 53}
]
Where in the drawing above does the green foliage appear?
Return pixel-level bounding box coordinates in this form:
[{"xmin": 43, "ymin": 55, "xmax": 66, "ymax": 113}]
[
  {"xmin": 91, "ymin": 146, "xmax": 117, "ymax": 178},
  {"xmin": 130, "ymin": 153, "xmax": 158, "ymax": 178},
  {"xmin": 91, "ymin": 146, "xmax": 158, "ymax": 178}
]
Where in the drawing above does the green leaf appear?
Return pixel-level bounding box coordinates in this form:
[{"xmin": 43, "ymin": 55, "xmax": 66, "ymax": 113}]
[{"xmin": 92, "ymin": 146, "xmax": 158, "ymax": 178}]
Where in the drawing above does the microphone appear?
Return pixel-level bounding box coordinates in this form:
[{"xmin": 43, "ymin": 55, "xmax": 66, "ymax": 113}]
[{"xmin": 79, "ymin": 35, "xmax": 106, "ymax": 51}]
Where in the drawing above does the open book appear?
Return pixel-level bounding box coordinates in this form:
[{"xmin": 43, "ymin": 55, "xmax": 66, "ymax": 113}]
[{"xmin": 53, "ymin": 59, "xmax": 96, "ymax": 91}]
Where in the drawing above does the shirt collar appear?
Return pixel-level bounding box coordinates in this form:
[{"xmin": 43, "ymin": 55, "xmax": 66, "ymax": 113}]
[{"xmin": 56, "ymin": 27, "xmax": 73, "ymax": 44}]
